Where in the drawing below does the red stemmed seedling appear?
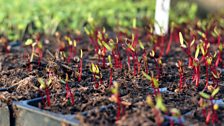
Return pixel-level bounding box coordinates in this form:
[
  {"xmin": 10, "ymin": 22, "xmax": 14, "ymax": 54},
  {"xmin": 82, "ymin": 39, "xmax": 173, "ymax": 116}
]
[
  {"xmin": 199, "ymin": 87, "xmax": 220, "ymax": 124},
  {"xmin": 78, "ymin": 49, "xmax": 83, "ymax": 82},
  {"xmin": 179, "ymin": 32, "xmax": 195, "ymax": 68},
  {"xmin": 64, "ymin": 73, "xmax": 75, "ymax": 105},
  {"xmin": 112, "ymin": 38, "xmax": 122, "ymax": 69},
  {"xmin": 142, "ymin": 71, "xmax": 160, "ymax": 95},
  {"xmin": 25, "ymin": 39, "xmax": 37, "ymax": 71},
  {"xmin": 175, "ymin": 60, "xmax": 185, "ymax": 92},
  {"xmin": 146, "ymin": 94, "xmax": 167, "ymax": 126},
  {"xmin": 139, "ymin": 40, "xmax": 148, "ymax": 73},
  {"xmin": 149, "ymin": 50, "xmax": 162, "ymax": 79},
  {"xmin": 204, "ymin": 56, "xmax": 212, "ymax": 90},
  {"xmin": 38, "ymin": 78, "xmax": 52, "ymax": 107},
  {"xmin": 109, "ymin": 81, "xmax": 126, "ymax": 121},
  {"xmin": 89, "ymin": 63, "xmax": 101, "ymax": 89},
  {"xmin": 169, "ymin": 108, "xmax": 183, "ymax": 126},
  {"xmin": 108, "ymin": 55, "xmax": 113, "ymax": 87},
  {"xmin": 65, "ymin": 36, "xmax": 76, "ymax": 63}
]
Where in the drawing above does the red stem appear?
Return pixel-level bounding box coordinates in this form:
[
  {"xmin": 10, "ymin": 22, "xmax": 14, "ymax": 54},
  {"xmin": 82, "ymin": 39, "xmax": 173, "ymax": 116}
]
[
  {"xmin": 78, "ymin": 58, "xmax": 83, "ymax": 82},
  {"xmin": 66, "ymin": 82, "xmax": 75, "ymax": 105},
  {"xmin": 166, "ymin": 32, "xmax": 173, "ymax": 55},
  {"xmin": 45, "ymin": 87, "xmax": 51, "ymax": 106},
  {"xmin": 109, "ymin": 68, "xmax": 113, "ymax": 87}
]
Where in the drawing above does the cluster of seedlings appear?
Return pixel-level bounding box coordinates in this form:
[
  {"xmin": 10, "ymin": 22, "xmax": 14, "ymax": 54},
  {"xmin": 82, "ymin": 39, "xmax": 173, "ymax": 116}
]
[{"xmin": 0, "ymin": 14, "xmax": 224, "ymax": 125}]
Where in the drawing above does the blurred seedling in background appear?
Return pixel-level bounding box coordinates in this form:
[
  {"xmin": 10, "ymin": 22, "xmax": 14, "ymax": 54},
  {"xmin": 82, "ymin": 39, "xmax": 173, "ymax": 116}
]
[
  {"xmin": 199, "ymin": 87, "xmax": 220, "ymax": 124},
  {"xmin": 38, "ymin": 78, "xmax": 52, "ymax": 107}
]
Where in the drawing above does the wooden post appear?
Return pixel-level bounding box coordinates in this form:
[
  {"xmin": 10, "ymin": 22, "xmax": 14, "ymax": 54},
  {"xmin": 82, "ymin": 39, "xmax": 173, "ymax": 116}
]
[{"xmin": 154, "ymin": 0, "xmax": 170, "ymax": 35}]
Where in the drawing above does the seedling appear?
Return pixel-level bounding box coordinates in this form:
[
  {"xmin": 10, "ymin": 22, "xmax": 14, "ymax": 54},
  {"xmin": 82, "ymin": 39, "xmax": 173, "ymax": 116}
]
[
  {"xmin": 78, "ymin": 49, "xmax": 83, "ymax": 82},
  {"xmin": 61, "ymin": 73, "xmax": 75, "ymax": 105},
  {"xmin": 192, "ymin": 58, "xmax": 200, "ymax": 87},
  {"xmin": 65, "ymin": 36, "xmax": 77, "ymax": 63},
  {"xmin": 142, "ymin": 71, "xmax": 160, "ymax": 95},
  {"xmin": 110, "ymin": 81, "xmax": 125, "ymax": 121},
  {"xmin": 146, "ymin": 94, "xmax": 167, "ymax": 126},
  {"xmin": 89, "ymin": 63, "xmax": 101, "ymax": 89},
  {"xmin": 108, "ymin": 55, "xmax": 113, "ymax": 87},
  {"xmin": 199, "ymin": 87, "xmax": 220, "ymax": 124},
  {"xmin": 204, "ymin": 56, "xmax": 212, "ymax": 89},
  {"xmin": 169, "ymin": 108, "xmax": 183, "ymax": 126},
  {"xmin": 149, "ymin": 50, "xmax": 162, "ymax": 79},
  {"xmin": 139, "ymin": 40, "xmax": 148, "ymax": 73},
  {"xmin": 176, "ymin": 60, "xmax": 185, "ymax": 91},
  {"xmin": 111, "ymin": 38, "xmax": 122, "ymax": 69},
  {"xmin": 179, "ymin": 32, "xmax": 195, "ymax": 68},
  {"xmin": 38, "ymin": 78, "xmax": 52, "ymax": 107}
]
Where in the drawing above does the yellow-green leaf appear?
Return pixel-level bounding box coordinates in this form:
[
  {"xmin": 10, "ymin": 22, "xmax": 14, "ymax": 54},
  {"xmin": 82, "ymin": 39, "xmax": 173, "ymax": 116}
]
[
  {"xmin": 199, "ymin": 92, "xmax": 210, "ymax": 99},
  {"xmin": 179, "ymin": 32, "xmax": 186, "ymax": 48},
  {"xmin": 80, "ymin": 49, "xmax": 83, "ymax": 58},
  {"xmin": 38, "ymin": 78, "xmax": 46, "ymax": 89},
  {"xmin": 156, "ymin": 94, "xmax": 167, "ymax": 112},
  {"xmin": 102, "ymin": 41, "xmax": 111, "ymax": 51},
  {"xmin": 139, "ymin": 41, "xmax": 144, "ymax": 50},
  {"xmin": 142, "ymin": 71, "xmax": 151, "ymax": 80},
  {"xmin": 195, "ymin": 45, "xmax": 200, "ymax": 59},
  {"xmin": 25, "ymin": 39, "xmax": 33, "ymax": 46},
  {"xmin": 211, "ymin": 87, "xmax": 220, "ymax": 97},
  {"xmin": 146, "ymin": 95, "xmax": 154, "ymax": 107},
  {"xmin": 108, "ymin": 55, "xmax": 112, "ymax": 68}
]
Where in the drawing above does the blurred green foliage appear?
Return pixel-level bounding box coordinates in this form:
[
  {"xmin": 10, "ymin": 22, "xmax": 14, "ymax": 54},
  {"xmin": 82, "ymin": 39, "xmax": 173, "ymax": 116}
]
[{"xmin": 0, "ymin": 0, "xmax": 197, "ymax": 40}]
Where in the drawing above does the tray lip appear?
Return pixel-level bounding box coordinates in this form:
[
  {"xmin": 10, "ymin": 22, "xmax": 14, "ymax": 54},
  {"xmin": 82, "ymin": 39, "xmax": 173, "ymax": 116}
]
[{"xmin": 13, "ymin": 97, "xmax": 80, "ymax": 125}]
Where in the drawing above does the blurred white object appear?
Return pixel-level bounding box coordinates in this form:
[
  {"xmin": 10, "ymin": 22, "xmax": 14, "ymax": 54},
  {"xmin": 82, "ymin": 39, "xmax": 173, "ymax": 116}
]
[{"xmin": 154, "ymin": 0, "xmax": 170, "ymax": 35}]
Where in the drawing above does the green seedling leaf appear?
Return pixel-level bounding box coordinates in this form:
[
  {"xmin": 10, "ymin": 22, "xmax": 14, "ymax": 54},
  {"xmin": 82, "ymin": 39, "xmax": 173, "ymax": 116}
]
[
  {"xmin": 170, "ymin": 108, "xmax": 180, "ymax": 117},
  {"xmin": 142, "ymin": 71, "xmax": 152, "ymax": 80},
  {"xmin": 146, "ymin": 95, "xmax": 154, "ymax": 107},
  {"xmin": 211, "ymin": 87, "xmax": 220, "ymax": 97},
  {"xmin": 60, "ymin": 79, "xmax": 66, "ymax": 84},
  {"xmin": 97, "ymin": 39, "xmax": 102, "ymax": 47},
  {"xmin": 190, "ymin": 39, "xmax": 195, "ymax": 47},
  {"xmin": 108, "ymin": 55, "xmax": 112, "ymax": 68},
  {"xmin": 139, "ymin": 40, "xmax": 144, "ymax": 50},
  {"xmin": 90, "ymin": 63, "xmax": 99, "ymax": 74},
  {"xmin": 25, "ymin": 39, "xmax": 33, "ymax": 46},
  {"xmin": 179, "ymin": 32, "xmax": 186, "ymax": 48},
  {"xmin": 111, "ymin": 81, "xmax": 119, "ymax": 94},
  {"xmin": 152, "ymin": 78, "xmax": 159, "ymax": 88},
  {"xmin": 47, "ymin": 79, "xmax": 52, "ymax": 86},
  {"xmin": 199, "ymin": 92, "xmax": 210, "ymax": 99},
  {"xmin": 73, "ymin": 40, "xmax": 77, "ymax": 47},
  {"xmin": 156, "ymin": 94, "xmax": 167, "ymax": 112},
  {"xmin": 200, "ymin": 44, "xmax": 205, "ymax": 56},
  {"xmin": 102, "ymin": 41, "xmax": 112, "ymax": 51},
  {"xmin": 206, "ymin": 56, "xmax": 212, "ymax": 65},
  {"xmin": 198, "ymin": 31, "xmax": 206, "ymax": 38},
  {"xmin": 218, "ymin": 43, "xmax": 223, "ymax": 51},
  {"xmin": 127, "ymin": 43, "xmax": 135, "ymax": 51},
  {"xmin": 195, "ymin": 45, "xmax": 200, "ymax": 59},
  {"xmin": 38, "ymin": 78, "xmax": 46, "ymax": 89},
  {"xmin": 84, "ymin": 27, "xmax": 90, "ymax": 35},
  {"xmin": 132, "ymin": 33, "xmax": 135, "ymax": 42}
]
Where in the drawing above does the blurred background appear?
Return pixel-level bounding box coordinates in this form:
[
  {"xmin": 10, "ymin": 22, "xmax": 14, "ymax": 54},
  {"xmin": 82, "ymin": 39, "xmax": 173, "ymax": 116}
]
[{"xmin": 0, "ymin": 0, "xmax": 223, "ymax": 40}]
